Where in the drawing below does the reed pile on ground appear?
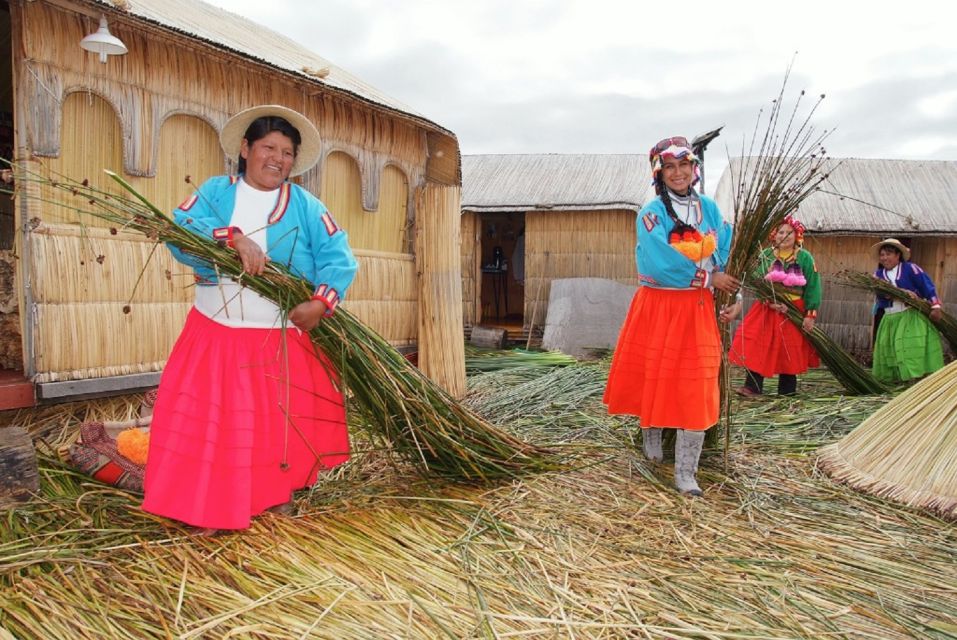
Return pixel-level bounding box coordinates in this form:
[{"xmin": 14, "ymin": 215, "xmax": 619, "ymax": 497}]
[
  {"xmin": 2, "ymin": 365, "xmax": 954, "ymax": 639},
  {"xmin": 818, "ymin": 360, "xmax": 957, "ymax": 520}
]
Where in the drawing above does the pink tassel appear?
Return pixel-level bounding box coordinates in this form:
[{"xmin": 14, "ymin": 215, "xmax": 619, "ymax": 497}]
[
  {"xmin": 782, "ymin": 263, "xmax": 807, "ymax": 287},
  {"xmin": 765, "ymin": 259, "xmax": 787, "ymax": 283}
]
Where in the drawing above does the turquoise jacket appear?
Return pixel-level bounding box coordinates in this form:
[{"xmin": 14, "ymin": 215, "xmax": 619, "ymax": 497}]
[
  {"xmin": 635, "ymin": 195, "xmax": 732, "ymax": 289},
  {"xmin": 169, "ymin": 175, "xmax": 358, "ymax": 314}
]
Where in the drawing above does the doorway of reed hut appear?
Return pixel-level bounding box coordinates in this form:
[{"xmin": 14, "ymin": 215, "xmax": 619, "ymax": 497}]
[
  {"xmin": 479, "ymin": 212, "xmax": 527, "ymax": 342},
  {"xmin": 0, "ymin": 2, "xmax": 32, "ymax": 410}
]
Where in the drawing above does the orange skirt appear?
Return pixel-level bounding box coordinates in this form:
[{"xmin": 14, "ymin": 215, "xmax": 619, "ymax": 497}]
[
  {"xmin": 728, "ymin": 300, "xmax": 819, "ymax": 376},
  {"xmin": 603, "ymin": 287, "xmax": 721, "ymax": 431}
]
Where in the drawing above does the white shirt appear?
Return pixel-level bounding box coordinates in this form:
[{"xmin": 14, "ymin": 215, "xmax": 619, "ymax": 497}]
[
  {"xmin": 194, "ymin": 178, "xmax": 284, "ymax": 328},
  {"xmin": 883, "ymin": 264, "xmax": 907, "ymax": 315}
]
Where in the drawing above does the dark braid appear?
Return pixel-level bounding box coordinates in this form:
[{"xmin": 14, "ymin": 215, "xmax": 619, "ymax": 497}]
[{"xmin": 655, "ymin": 173, "xmax": 697, "ymax": 236}]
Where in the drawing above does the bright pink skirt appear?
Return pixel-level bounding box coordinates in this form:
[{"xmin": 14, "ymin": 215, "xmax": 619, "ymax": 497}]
[
  {"xmin": 142, "ymin": 309, "xmax": 349, "ymax": 529},
  {"xmin": 728, "ymin": 300, "xmax": 819, "ymax": 376},
  {"xmin": 603, "ymin": 287, "xmax": 721, "ymax": 431}
]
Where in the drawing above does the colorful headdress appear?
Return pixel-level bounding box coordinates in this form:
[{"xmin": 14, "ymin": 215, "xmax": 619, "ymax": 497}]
[
  {"xmin": 648, "ymin": 136, "xmax": 701, "ymax": 194},
  {"xmin": 773, "ymin": 214, "xmax": 806, "ymax": 247}
]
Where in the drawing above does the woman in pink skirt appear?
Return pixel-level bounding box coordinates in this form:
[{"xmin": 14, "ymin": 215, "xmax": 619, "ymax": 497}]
[{"xmin": 142, "ymin": 105, "xmax": 357, "ymax": 533}]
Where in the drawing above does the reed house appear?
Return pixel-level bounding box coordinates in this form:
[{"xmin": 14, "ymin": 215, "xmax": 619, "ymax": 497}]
[
  {"xmin": 715, "ymin": 158, "xmax": 957, "ymax": 359},
  {"xmin": 460, "ymin": 154, "xmax": 648, "ymax": 338},
  {"xmin": 0, "ymin": 0, "xmax": 465, "ymax": 410}
]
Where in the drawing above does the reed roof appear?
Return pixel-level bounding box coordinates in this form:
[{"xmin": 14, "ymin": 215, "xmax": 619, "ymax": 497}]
[
  {"xmin": 461, "ymin": 154, "xmax": 651, "ymax": 214},
  {"xmin": 85, "ymin": 0, "xmax": 452, "ymax": 136},
  {"xmin": 715, "ymin": 158, "xmax": 957, "ymax": 235}
]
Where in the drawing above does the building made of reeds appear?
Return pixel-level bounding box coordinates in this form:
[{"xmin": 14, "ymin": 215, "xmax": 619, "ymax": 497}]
[{"xmin": 0, "ymin": 0, "xmax": 466, "ymax": 408}]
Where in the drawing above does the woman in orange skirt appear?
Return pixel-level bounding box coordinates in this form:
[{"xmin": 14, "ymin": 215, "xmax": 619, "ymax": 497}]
[{"xmin": 604, "ymin": 136, "xmax": 739, "ymax": 497}]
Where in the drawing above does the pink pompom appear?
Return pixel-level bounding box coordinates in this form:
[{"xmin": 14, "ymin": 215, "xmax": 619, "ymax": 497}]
[{"xmin": 765, "ymin": 259, "xmax": 787, "ymax": 283}]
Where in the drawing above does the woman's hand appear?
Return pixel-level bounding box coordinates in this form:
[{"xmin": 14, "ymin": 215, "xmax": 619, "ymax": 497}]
[
  {"xmin": 711, "ymin": 271, "xmax": 741, "ymax": 294},
  {"xmin": 232, "ymin": 234, "xmax": 269, "ymax": 275},
  {"xmin": 802, "ymin": 316, "xmax": 816, "ymax": 332},
  {"xmin": 768, "ymin": 302, "xmax": 789, "ymax": 314},
  {"xmin": 719, "ymin": 301, "xmax": 742, "ymax": 324},
  {"xmin": 929, "ymin": 308, "xmax": 943, "ymax": 322},
  {"xmin": 289, "ymin": 299, "xmax": 328, "ymax": 332}
]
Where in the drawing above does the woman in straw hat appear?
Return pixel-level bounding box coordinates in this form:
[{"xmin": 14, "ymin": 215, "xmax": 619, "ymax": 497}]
[
  {"xmin": 603, "ymin": 136, "xmax": 739, "ymax": 497},
  {"xmin": 142, "ymin": 105, "xmax": 357, "ymax": 533},
  {"xmin": 871, "ymin": 238, "xmax": 944, "ymax": 383},
  {"xmin": 727, "ymin": 215, "xmax": 822, "ymax": 397}
]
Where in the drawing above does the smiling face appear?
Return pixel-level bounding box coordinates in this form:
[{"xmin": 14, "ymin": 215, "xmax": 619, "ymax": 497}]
[
  {"xmin": 240, "ymin": 131, "xmax": 297, "ymax": 191},
  {"xmin": 774, "ymin": 223, "xmax": 797, "ymax": 251},
  {"xmin": 878, "ymin": 246, "xmax": 902, "ymax": 269},
  {"xmin": 661, "ymin": 156, "xmax": 694, "ymax": 194}
]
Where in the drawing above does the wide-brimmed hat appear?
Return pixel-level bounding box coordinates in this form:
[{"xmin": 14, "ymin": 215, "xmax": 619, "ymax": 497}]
[
  {"xmin": 220, "ymin": 105, "xmax": 321, "ymax": 177},
  {"xmin": 871, "ymin": 238, "xmax": 911, "ymax": 261}
]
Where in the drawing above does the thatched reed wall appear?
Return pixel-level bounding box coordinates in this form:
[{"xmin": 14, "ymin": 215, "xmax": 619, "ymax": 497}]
[
  {"xmin": 523, "ymin": 210, "xmax": 637, "ymax": 327},
  {"xmin": 459, "ymin": 211, "xmax": 481, "ymax": 328},
  {"xmin": 8, "ymin": 0, "xmax": 463, "ymax": 389},
  {"xmin": 416, "ymin": 185, "xmax": 465, "ymax": 398}
]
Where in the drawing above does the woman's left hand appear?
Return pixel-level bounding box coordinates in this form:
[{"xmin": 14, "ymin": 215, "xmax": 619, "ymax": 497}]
[
  {"xmin": 802, "ymin": 316, "xmax": 816, "ymax": 332},
  {"xmin": 289, "ymin": 299, "xmax": 328, "ymax": 332},
  {"xmin": 929, "ymin": 308, "xmax": 943, "ymax": 322}
]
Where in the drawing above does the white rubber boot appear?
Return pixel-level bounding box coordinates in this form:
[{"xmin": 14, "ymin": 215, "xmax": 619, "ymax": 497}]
[
  {"xmin": 641, "ymin": 427, "xmax": 663, "ymax": 463},
  {"xmin": 674, "ymin": 429, "xmax": 705, "ymax": 496}
]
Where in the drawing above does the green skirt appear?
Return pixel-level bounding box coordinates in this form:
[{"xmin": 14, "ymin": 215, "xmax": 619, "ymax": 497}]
[{"xmin": 873, "ymin": 309, "xmax": 944, "ymax": 383}]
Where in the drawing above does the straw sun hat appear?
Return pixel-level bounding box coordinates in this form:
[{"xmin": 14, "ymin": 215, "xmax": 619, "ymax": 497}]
[
  {"xmin": 220, "ymin": 105, "xmax": 322, "ymax": 177},
  {"xmin": 870, "ymin": 238, "xmax": 911, "ymax": 262}
]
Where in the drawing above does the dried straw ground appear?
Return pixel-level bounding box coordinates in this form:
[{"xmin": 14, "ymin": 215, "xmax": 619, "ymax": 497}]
[{"xmin": 1, "ymin": 360, "xmax": 955, "ymax": 639}]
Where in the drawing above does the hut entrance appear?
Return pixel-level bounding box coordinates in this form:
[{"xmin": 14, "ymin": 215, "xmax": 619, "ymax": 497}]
[
  {"xmin": 479, "ymin": 212, "xmax": 525, "ymax": 330},
  {"xmin": 0, "ymin": 1, "xmax": 31, "ymax": 409}
]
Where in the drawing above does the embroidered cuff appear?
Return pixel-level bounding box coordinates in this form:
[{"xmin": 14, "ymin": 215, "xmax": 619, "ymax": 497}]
[
  {"xmin": 212, "ymin": 226, "xmax": 243, "ymax": 247},
  {"xmin": 311, "ymin": 284, "xmax": 340, "ymax": 316},
  {"xmin": 805, "ymin": 309, "xmax": 818, "ymax": 318},
  {"xmin": 691, "ymin": 268, "xmax": 708, "ymax": 289}
]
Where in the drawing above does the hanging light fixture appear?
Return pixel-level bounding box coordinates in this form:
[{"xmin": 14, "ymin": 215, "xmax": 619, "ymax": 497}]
[{"xmin": 80, "ymin": 15, "xmax": 128, "ymax": 64}]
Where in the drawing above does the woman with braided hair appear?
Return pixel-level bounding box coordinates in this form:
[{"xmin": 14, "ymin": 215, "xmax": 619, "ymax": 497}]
[
  {"xmin": 604, "ymin": 136, "xmax": 739, "ymax": 497},
  {"xmin": 726, "ymin": 216, "xmax": 822, "ymax": 396}
]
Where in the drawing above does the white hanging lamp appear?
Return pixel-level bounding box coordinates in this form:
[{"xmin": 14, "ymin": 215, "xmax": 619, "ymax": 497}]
[{"xmin": 80, "ymin": 15, "xmax": 128, "ymax": 64}]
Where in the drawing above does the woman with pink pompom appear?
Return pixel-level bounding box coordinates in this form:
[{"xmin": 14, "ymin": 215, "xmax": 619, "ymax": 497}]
[{"xmin": 726, "ymin": 216, "xmax": 822, "ymax": 396}]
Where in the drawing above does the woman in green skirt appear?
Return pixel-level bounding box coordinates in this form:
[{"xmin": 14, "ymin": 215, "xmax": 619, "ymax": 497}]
[{"xmin": 871, "ymin": 238, "xmax": 944, "ymax": 383}]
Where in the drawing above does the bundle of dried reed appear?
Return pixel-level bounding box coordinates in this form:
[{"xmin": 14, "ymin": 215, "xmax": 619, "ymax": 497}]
[
  {"xmin": 4, "ymin": 165, "xmax": 559, "ymax": 481},
  {"xmin": 818, "ymin": 360, "xmax": 957, "ymax": 520},
  {"xmin": 748, "ymin": 278, "xmax": 889, "ymax": 395},
  {"xmin": 834, "ymin": 270, "xmax": 957, "ymax": 352}
]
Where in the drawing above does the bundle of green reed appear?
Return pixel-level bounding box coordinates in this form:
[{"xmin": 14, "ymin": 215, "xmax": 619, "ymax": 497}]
[
  {"xmin": 817, "ymin": 359, "xmax": 957, "ymax": 520},
  {"xmin": 747, "ymin": 277, "xmax": 889, "ymax": 395},
  {"xmin": 6, "ymin": 166, "xmax": 559, "ymax": 481},
  {"xmin": 834, "ymin": 270, "xmax": 957, "ymax": 352}
]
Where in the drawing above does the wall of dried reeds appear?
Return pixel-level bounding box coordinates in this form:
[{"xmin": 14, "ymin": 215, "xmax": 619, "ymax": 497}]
[
  {"xmin": 459, "ymin": 211, "xmax": 480, "ymax": 327},
  {"xmin": 524, "ymin": 209, "xmax": 637, "ymax": 326},
  {"xmin": 9, "ymin": 0, "xmax": 461, "ymax": 382},
  {"xmin": 416, "ymin": 185, "xmax": 465, "ymax": 397}
]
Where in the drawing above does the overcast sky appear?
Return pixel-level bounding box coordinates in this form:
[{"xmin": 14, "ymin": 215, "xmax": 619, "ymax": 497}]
[{"xmin": 206, "ymin": 0, "xmax": 956, "ymax": 193}]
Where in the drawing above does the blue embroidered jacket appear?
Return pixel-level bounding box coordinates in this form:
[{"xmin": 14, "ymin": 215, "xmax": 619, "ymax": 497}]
[
  {"xmin": 635, "ymin": 195, "xmax": 733, "ymax": 288},
  {"xmin": 873, "ymin": 260, "xmax": 942, "ymax": 312},
  {"xmin": 169, "ymin": 175, "xmax": 358, "ymax": 314}
]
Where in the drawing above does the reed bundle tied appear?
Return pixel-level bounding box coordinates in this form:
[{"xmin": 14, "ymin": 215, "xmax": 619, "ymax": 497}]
[
  {"xmin": 748, "ymin": 278, "xmax": 890, "ymax": 395},
  {"xmin": 4, "ymin": 165, "xmax": 559, "ymax": 481},
  {"xmin": 834, "ymin": 270, "xmax": 957, "ymax": 352},
  {"xmin": 817, "ymin": 360, "xmax": 957, "ymax": 520}
]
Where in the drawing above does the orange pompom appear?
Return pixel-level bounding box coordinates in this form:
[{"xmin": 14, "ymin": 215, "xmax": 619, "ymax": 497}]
[{"xmin": 116, "ymin": 427, "xmax": 150, "ymax": 465}]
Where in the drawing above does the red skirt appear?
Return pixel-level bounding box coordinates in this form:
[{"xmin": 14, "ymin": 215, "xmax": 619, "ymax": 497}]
[
  {"xmin": 603, "ymin": 287, "xmax": 721, "ymax": 431},
  {"xmin": 142, "ymin": 308, "xmax": 349, "ymax": 530},
  {"xmin": 728, "ymin": 300, "xmax": 819, "ymax": 376}
]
